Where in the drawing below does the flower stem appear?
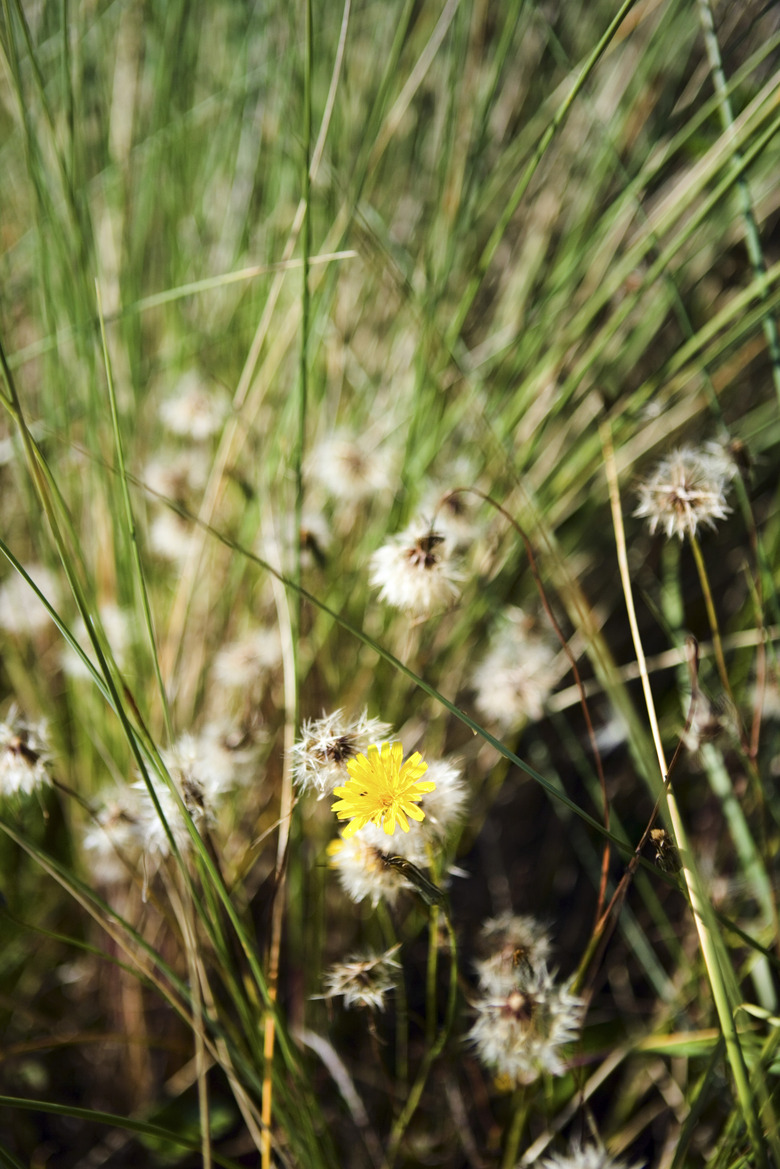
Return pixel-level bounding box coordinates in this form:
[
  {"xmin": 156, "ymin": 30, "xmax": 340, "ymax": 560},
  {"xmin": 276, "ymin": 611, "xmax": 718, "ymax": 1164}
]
[
  {"xmin": 602, "ymin": 425, "xmax": 769, "ymax": 1169},
  {"xmin": 425, "ymin": 905, "xmax": 439, "ymax": 1050},
  {"xmin": 500, "ymin": 1087, "xmax": 529, "ymax": 1169},
  {"xmin": 377, "ymin": 901, "xmax": 408, "ymax": 1090},
  {"xmin": 689, "ymin": 532, "xmax": 732, "ymax": 704},
  {"xmin": 384, "ymin": 913, "xmax": 458, "ymax": 1168},
  {"xmin": 261, "ymin": 1, "xmax": 312, "ymax": 1161}
]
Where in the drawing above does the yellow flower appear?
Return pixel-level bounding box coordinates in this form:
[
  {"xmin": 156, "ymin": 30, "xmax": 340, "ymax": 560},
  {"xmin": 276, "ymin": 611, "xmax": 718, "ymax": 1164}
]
[{"xmin": 331, "ymin": 742, "xmax": 435, "ymax": 838}]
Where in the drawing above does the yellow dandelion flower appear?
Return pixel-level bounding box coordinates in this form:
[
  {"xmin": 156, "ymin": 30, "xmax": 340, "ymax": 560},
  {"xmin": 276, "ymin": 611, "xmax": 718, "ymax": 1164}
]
[{"xmin": 331, "ymin": 741, "xmax": 435, "ymax": 838}]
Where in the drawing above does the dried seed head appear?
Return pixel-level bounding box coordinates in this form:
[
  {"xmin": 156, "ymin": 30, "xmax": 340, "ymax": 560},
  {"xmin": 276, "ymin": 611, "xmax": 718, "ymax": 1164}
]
[
  {"xmin": 327, "ymin": 834, "xmax": 415, "ymax": 906},
  {"xmin": 307, "ymin": 431, "xmax": 395, "ymax": 504},
  {"xmin": 0, "ymin": 708, "xmax": 53, "ymax": 797},
  {"xmin": 132, "ymin": 727, "xmax": 240, "ymax": 864},
  {"xmin": 369, "ymin": 521, "xmax": 463, "ymax": 616},
  {"xmin": 159, "ymin": 372, "xmax": 227, "ymax": 441},
  {"xmin": 469, "ymin": 964, "xmax": 584, "ymax": 1085},
  {"xmin": 291, "ymin": 710, "xmax": 393, "ymax": 797},
  {"xmin": 61, "ymin": 603, "xmax": 134, "ymax": 681},
  {"xmin": 212, "ymin": 627, "xmax": 282, "ymax": 692},
  {"xmin": 320, "ymin": 946, "xmax": 402, "ymax": 1011},
  {"xmin": 472, "ymin": 608, "xmax": 558, "ymax": 729},
  {"xmin": 634, "ymin": 445, "xmax": 734, "ymax": 541},
  {"xmin": 475, "ymin": 913, "xmax": 553, "ymax": 994},
  {"xmin": 538, "ymin": 1143, "xmax": 644, "ymax": 1169}
]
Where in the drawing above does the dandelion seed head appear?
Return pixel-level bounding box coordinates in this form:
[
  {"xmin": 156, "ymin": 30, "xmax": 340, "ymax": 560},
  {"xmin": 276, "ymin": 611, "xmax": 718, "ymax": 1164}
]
[
  {"xmin": 475, "ymin": 913, "xmax": 553, "ymax": 995},
  {"xmin": 292, "ymin": 710, "xmax": 393, "ymax": 797},
  {"xmin": 469, "ymin": 965, "xmax": 584, "ymax": 1085},
  {"xmin": 82, "ymin": 790, "xmax": 145, "ymax": 886},
  {"xmin": 163, "ymin": 730, "xmax": 237, "ymax": 817},
  {"xmin": 320, "ymin": 946, "xmax": 402, "ymax": 1011},
  {"xmin": 327, "ymin": 835, "xmax": 412, "ymax": 906},
  {"xmin": 538, "ymin": 1143, "xmax": 644, "ymax": 1169},
  {"xmin": 634, "ymin": 445, "xmax": 733, "ymax": 541},
  {"xmin": 409, "ymin": 758, "xmax": 467, "ymax": 841},
  {"xmin": 134, "ymin": 779, "xmax": 193, "ymax": 861},
  {"xmin": 0, "ymin": 708, "xmax": 52, "ymax": 797},
  {"xmin": 307, "ymin": 431, "xmax": 394, "ymax": 503},
  {"xmin": 159, "ymin": 373, "xmax": 227, "ymax": 441},
  {"xmin": 132, "ymin": 729, "xmax": 238, "ymax": 863},
  {"xmin": 212, "ymin": 628, "xmax": 282, "ymax": 692},
  {"xmin": 472, "ymin": 608, "xmax": 558, "ymax": 729},
  {"xmin": 0, "ymin": 565, "xmax": 58, "ymax": 636},
  {"xmin": 331, "ymin": 741, "xmax": 435, "ymax": 837},
  {"xmin": 370, "ymin": 521, "xmax": 463, "ymax": 616}
]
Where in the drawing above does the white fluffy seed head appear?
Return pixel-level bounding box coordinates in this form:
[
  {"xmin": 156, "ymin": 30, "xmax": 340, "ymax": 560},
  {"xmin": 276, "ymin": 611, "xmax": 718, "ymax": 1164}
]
[
  {"xmin": 61, "ymin": 603, "xmax": 134, "ymax": 681},
  {"xmin": 320, "ymin": 946, "xmax": 402, "ymax": 1011},
  {"xmin": 132, "ymin": 728, "xmax": 240, "ymax": 864},
  {"xmin": 144, "ymin": 449, "xmax": 209, "ymax": 501},
  {"xmin": 326, "ymin": 834, "xmax": 412, "ymax": 906},
  {"xmin": 291, "ymin": 709, "xmax": 393, "ymax": 797},
  {"xmin": 469, "ymin": 964, "xmax": 584, "ymax": 1085},
  {"xmin": 159, "ymin": 372, "xmax": 227, "ymax": 441},
  {"xmin": 538, "ymin": 1143, "xmax": 644, "ymax": 1169},
  {"xmin": 634, "ymin": 444, "xmax": 734, "ymax": 541},
  {"xmin": 307, "ymin": 431, "xmax": 395, "ymax": 503},
  {"xmin": 409, "ymin": 758, "xmax": 467, "ymax": 842},
  {"xmin": 212, "ymin": 628, "xmax": 282, "ymax": 692},
  {"xmin": 474, "ymin": 913, "xmax": 553, "ymax": 995},
  {"xmin": 82, "ymin": 789, "xmax": 145, "ymax": 886},
  {"xmin": 0, "ymin": 708, "xmax": 53, "ymax": 797},
  {"xmin": 148, "ymin": 511, "xmax": 196, "ymax": 564},
  {"xmin": 369, "ymin": 521, "xmax": 463, "ymax": 616},
  {"xmin": 472, "ymin": 608, "xmax": 558, "ymax": 729}
]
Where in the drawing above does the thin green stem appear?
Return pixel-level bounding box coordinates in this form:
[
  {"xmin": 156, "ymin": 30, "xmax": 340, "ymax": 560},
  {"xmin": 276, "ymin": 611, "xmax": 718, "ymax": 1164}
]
[
  {"xmin": 377, "ymin": 901, "xmax": 408, "ymax": 1089},
  {"xmin": 689, "ymin": 533, "xmax": 741, "ymax": 732},
  {"xmin": 602, "ymin": 425, "xmax": 769, "ymax": 1169},
  {"xmin": 95, "ymin": 280, "xmax": 173, "ymax": 743},
  {"xmin": 384, "ymin": 914, "xmax": 458, "ymax": 1168},
  {"xmin": 425, "ymin": 904, "xmax": 440, "ymax": 1049},
  {"xmin": 167, "ymin": 876, "xmax": 213, "ymax": 1169},
  {"xmin": 296, "ymin": 0, "xmax": 312, "ymax": 651},
  {"xmin": 261, "ymin": 4, "xmax": 313, "ymax": 1162},
  {"xmin": 500, "ymin": 1087, "xmax": 530, "ymax": 1169},
  {"xmin": 0, "ymin": 1093, "xmax": 244, "ymax": 1169}
]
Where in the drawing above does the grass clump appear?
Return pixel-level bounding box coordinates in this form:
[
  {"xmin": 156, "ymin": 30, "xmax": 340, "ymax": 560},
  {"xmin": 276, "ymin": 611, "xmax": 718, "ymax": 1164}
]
[{"xmin": 0, "ymin": 0, "xmax": 779, "ymax": 1166}]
